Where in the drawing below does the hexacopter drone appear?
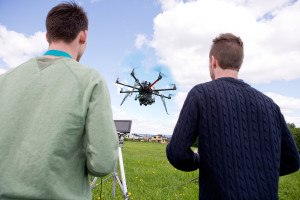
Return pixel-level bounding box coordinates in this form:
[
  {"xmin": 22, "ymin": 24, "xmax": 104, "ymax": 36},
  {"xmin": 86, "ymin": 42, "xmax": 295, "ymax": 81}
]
[{"xmin": 116, "ymin": 69, "xmax": 176, "ymax": 114}]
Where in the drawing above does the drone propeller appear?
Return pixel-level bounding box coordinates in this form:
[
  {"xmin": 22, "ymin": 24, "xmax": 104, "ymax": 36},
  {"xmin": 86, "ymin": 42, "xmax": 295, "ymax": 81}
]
[
  {"xmin": 159, "ymin": 71, "xmax": 167, "ymax": 78},
  {"xmin": 130, "ymin": 68, "xmax": 144, "ymax": 89},
  {"xmin": 130, "ymin": 68, "xmax": 135, "ymax": 76},
  {"xmin": 153, "ymin": 66, "xmax": 167, "ymax": 77},
  {"xmin": 149, "ymin": 71, "xmax": 165, "ymax": 89},
  {"xmin": 167, "ymin": 94, "xmax": 175, "ymax": 99},
  {"xmin": 169, "ymin": 84, "xmax": 177, "ymax": 90}
]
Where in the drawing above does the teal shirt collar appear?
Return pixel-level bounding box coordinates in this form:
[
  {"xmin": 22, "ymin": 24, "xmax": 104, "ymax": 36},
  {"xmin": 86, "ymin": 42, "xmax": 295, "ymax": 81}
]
[{"xmin": 44, "ymin": 50, "xmax": 72, "ymax": 59}]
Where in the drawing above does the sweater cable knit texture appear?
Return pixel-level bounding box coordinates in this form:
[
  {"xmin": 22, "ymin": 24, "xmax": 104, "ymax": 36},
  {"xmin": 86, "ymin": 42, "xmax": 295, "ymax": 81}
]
[{"xmin": 167, "ymin": 77, "xmax": 300, "ymax": 200}]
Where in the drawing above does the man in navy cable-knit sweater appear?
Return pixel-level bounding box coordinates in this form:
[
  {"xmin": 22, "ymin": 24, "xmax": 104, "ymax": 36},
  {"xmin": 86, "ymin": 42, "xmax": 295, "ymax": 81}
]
[{"xmin": 166, "ymin": 33, "xmax": 300, "ymax": 200}]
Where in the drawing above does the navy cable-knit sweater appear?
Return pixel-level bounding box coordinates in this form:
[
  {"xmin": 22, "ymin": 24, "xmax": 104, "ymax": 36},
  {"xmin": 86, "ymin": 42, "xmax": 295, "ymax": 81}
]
[{"xmin": 167, "ymin": 77, "xmax": 300, "ymax": 200}]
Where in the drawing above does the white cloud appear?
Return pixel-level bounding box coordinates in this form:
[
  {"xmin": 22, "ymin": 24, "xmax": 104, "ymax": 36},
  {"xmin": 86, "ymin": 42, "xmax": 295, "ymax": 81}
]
[
  {"xmin": 112, "ymin": 105, "xmax": 128, "ymax": 119},
  {"xmin": 227, "ymin": 0, "xmax": 294, "ymax": 18},
  {"xmin": 135, "ymin": 34, "xmax": 149, "ymax": 49},
  {"xmin": 112, "ymin": 106, "xmax": 176, "ymax": 134},
  {"xmin": 284, "ymin": 116, "xmax": 300, "ymax": 127},
  {"xmin": 174, "ymin": 91, "xmax": 188, "ymax": 111},
  {"xmin": 158, "ymin": 0, "xmax": 183, "ymax": 11},
  {"xmin": 152, "ymin": 0, "xmax": 300, "ymax": 91},
  {"xmin": 0, "ymin": 68, "xmax": 7, "ymax": 75},
  {"xmin": 265, "ymin": 92, "xmax": 300, "ymax": 127},
  {"xmin": 265, "ymin": 92, "xmax": 300, "ymax": 111},
  {"xmin": 0, "ymin": 25, "xmax": 48, "ymax": 68}
]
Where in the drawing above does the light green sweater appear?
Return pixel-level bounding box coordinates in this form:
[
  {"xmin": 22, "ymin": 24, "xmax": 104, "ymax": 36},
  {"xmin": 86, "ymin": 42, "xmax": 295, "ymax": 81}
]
[{"xmin": 0, "ymin": 57, "xmax": 118, "ymax": 200}]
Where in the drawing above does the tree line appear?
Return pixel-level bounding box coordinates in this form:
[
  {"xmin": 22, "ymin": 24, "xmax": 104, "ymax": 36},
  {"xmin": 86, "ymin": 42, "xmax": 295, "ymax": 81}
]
[{"xmin": 287, "ymin": 123, "xmax": 300, "ymax": 152}]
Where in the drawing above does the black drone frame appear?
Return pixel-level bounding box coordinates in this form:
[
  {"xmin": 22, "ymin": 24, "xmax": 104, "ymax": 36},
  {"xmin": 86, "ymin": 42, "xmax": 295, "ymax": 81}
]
[{"xmin": 116, "ymin": 69, "xmax": 176, "ymax": 114}]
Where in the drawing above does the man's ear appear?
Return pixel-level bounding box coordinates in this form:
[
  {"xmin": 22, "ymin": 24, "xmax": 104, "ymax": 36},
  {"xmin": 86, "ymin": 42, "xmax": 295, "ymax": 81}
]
[
  {"xmin": 79, "ymin": 30, "xmax": 88, "ymax": 45},
  {"xmin": 45, "ymin": 32, "xmax": 50, "ymax": 43},
  {"xmin": 211, "ymin": 55, "xmax": 218, "ymax": 69}
]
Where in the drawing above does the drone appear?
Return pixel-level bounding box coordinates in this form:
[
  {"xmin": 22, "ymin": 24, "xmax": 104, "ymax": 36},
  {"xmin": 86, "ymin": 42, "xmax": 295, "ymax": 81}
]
[{"xmin": 116, "ymin": 69, "xmax": 176, "ymax": 114}]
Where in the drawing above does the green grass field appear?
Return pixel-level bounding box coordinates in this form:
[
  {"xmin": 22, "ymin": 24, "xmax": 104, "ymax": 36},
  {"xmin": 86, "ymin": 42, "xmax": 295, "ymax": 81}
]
[{"xmin": 92, "ymin": 141, "xmax": 300, "ymax": 200}]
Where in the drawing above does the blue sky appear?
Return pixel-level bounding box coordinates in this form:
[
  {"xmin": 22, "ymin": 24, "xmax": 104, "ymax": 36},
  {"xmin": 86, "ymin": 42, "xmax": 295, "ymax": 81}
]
[{"xmin": 1, "ymin": 0, "xmax": 300, "ymax": 134}]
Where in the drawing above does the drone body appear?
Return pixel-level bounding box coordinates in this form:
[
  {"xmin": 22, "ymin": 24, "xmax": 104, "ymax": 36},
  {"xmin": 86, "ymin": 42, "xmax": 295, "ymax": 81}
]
[{"xmin": 116, "ymin": 69, "xmax": 176, "ymax": 114}]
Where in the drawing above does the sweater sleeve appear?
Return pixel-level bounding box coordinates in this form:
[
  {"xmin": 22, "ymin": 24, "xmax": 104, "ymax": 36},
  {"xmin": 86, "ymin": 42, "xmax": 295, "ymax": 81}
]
[
  {"xmin": 279, "ymin": 112, "xmax": 300, "ymax": 176},
  {"xmin": 166, "ymin": 88, "xmax": 200, "ymax": 171},
  {"xmin": 85, "ymin": 75, "xmax": 118, "ymax": 177}
]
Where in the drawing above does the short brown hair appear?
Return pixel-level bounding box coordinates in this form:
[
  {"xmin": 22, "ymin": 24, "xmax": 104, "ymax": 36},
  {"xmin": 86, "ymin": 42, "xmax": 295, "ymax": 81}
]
[
  {"xmin": 209, "ymin": 33, "xmax": 244, "ymax": 70},
  {"xmin": 46, "ymin": 1, "xmax": 88, "ymax": 43}
]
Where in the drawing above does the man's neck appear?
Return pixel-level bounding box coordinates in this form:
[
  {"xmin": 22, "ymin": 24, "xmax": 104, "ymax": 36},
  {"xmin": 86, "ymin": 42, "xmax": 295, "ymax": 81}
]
[
  {"xmin": 47, "ymin": 41, "xmax": 78, "ymax": 60},
  {"xmin": 214, "ymin": 68, "xmax": 238, "ymax": 80}
]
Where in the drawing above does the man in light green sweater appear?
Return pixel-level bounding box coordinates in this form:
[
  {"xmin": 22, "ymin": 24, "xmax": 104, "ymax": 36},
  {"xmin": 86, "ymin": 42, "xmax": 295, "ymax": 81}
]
[{"xmin": 0, "ymin": 2, "xmax": 118, "ymax": 200}]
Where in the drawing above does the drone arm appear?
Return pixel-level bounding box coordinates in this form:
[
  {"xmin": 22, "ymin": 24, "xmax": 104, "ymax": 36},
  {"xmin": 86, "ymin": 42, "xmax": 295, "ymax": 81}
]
[
  {"xmin": 119, "ymin": 83, "xmax": 139, "ymax": 106},
  {"xmin": 153, "ymin": 84, "xmax": 176, "ymax": 92},
  {"xmin": 130, "ymin": 70, "xmax": 144, "ymax": 89},
  {"xmin": 119, "ymin": 90, "xmax": 140, "ymax": 94},
  {"xmin": 150, "ymin": 91, "xmax": 171, "ymax": 99},
  {"xmin": 116, "ymin": 82, "xmax": 138, "ymax": 90},
  {"xmin": 152, "ymin": 88, "xmax": 176, "ymax": 92},
  {"xmin": 149, "ymin": 73, "xmax": 163, "ymax": 88}
]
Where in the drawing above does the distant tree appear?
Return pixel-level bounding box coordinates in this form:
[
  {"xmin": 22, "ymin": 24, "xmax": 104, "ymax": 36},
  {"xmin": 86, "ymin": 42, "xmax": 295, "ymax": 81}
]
[
  {"xmin": 287, "ymin": 123, "xmax": 296, "ymax": 129},
  {"xmin": 290, "ymin": 128, "xmax": 300, "ymax": 152},
  {"xmin": 287, "ymin": 123, "xmax": 300, "ymax": 152}
]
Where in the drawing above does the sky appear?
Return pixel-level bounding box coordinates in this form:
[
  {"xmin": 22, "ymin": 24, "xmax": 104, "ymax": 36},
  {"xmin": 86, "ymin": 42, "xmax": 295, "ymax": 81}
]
[{"xmin": 1, "ymin": 0, "xmax": 300, "ymax": 134}]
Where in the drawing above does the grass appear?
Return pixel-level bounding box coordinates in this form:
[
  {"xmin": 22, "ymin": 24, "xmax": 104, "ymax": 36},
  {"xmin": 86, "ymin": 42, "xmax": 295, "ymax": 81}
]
[
  {"xmin": 279, "ymin": 170, "xmax": 300, "ymax": 200},
  {"xmin": 91, "ymin": 141, "xmax": 300, "ymax": 200}
]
